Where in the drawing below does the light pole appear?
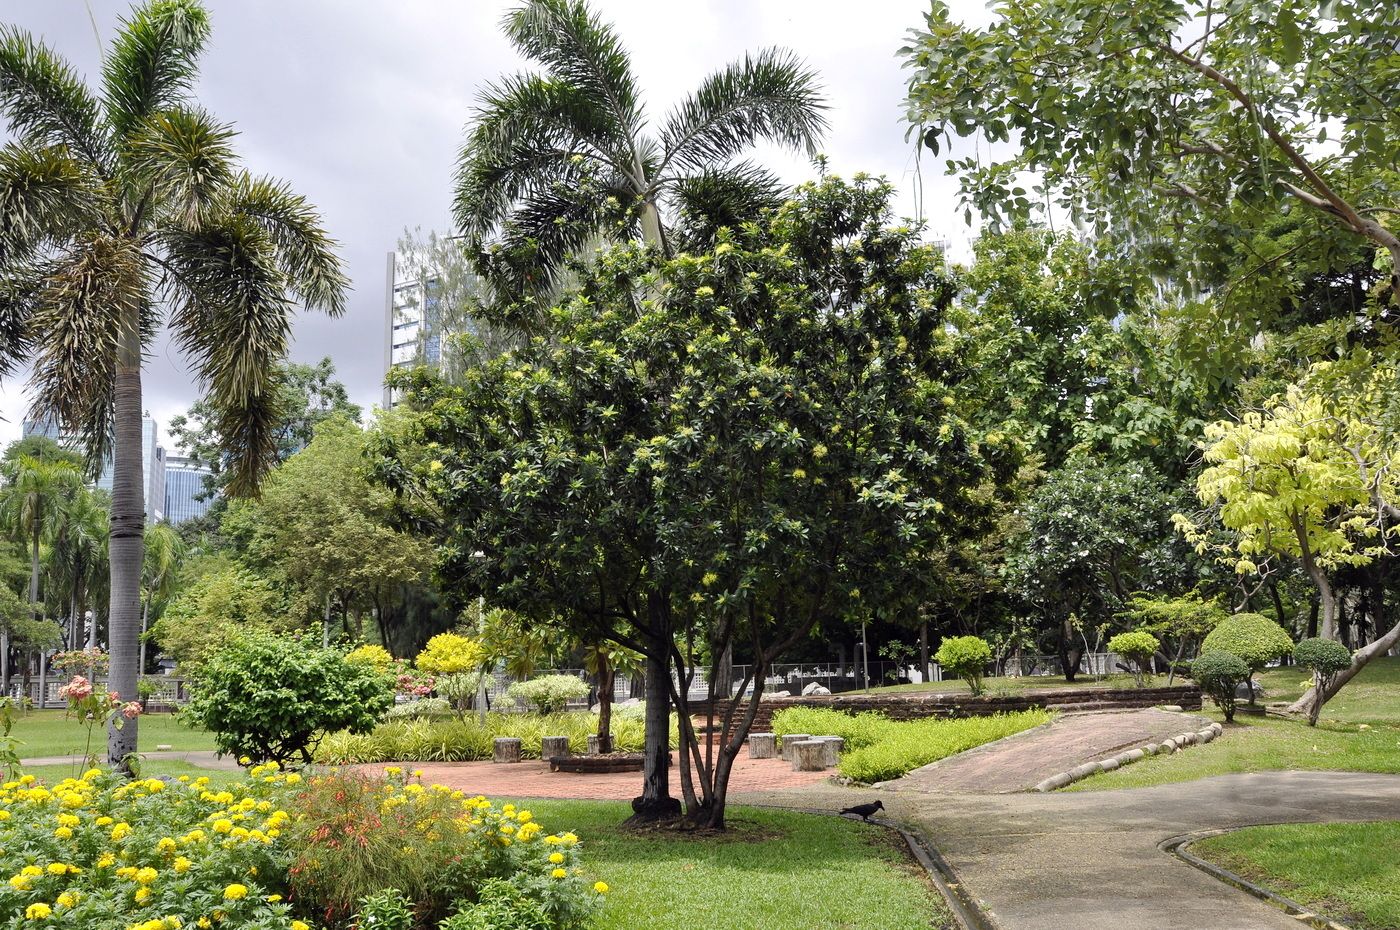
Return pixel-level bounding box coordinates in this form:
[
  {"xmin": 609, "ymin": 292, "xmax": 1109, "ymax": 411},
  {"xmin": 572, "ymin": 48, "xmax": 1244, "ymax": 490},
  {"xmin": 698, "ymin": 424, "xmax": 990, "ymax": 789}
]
[
  {"xmin": 472, "ymin": 550, "xmax": 488, "ymax": 724},
  {"xmin": 861, "ymin": 621, "xmax": 870, "ymax": 693}
]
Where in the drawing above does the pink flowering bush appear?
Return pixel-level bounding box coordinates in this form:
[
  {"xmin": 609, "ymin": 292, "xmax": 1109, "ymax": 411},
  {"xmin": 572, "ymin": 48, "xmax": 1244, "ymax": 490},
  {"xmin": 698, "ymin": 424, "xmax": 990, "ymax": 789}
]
[{"xmin": 58, "ymin": 676, "xmax": 140, "ymax": 768}]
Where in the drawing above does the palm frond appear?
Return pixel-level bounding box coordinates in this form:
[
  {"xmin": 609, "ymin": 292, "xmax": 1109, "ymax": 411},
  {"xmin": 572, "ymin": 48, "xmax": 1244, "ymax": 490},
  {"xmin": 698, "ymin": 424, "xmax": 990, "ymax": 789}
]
[
  {"xmin": 0, "ymin": 143, "xmax": 102, "ymax": 261},
  {"xmin": 160, "ymin": 216, "xmax": 293, "ymax": 496},
  {"xmin": 478, "ymin": 182, "xmax": 617, "ymax": 301},
  {"xmin": 101, "ymin": 0, "xmax": 211, "ymax": 138},
  {"xmin": 225, "ymin": 173, "xmax": 347, "ymax": 315},
  {"xmin": 124, "ymin": 106, "xmax": 235, "ymax": 228},
  {"xmin": 0, "ymin": 26, "xmax": 110, "ymax": 171},
  {"xmin": 502, "ymin": 0, "xmax": 642, "ymax": 143},
  {"xmin": 658, "ymin": 48, "xmax": 827, "ymax": 175},
  {"xmin": 26, "ymin": 235, "xmax": 147, "ymax": 476},
  {"xmin": 668, "ymin": 161, "xmax": 786, "ymax": 251}
]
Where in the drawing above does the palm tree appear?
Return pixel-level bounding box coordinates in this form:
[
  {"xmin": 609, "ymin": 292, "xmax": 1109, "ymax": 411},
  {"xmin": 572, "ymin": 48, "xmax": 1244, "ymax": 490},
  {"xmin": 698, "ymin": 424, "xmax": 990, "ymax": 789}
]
[
  {"xmin": 0, "ymin": 0, "xmax": 347, "ymax": 765},
  {"xmin": 138, "ymin": 522, "xmax": 183, "ymax": 675},
  {"xmin": 453, "ymin": 0, "xmax": 827, "ymax": 297},
  {"xmin": 0, "ymin": 455, "xmax": 82, "ymax": 694},
  {"xmin": 49, "ymin": 488, "xmax": 109, "ymax": 650}
]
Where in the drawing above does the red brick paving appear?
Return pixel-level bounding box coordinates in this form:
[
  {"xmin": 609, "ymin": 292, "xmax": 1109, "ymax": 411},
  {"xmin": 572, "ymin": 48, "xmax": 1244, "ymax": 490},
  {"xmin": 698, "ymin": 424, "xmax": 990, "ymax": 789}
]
[{"xmin": 384, "ymin": 754, "xmax": 832, "ymax": 801}]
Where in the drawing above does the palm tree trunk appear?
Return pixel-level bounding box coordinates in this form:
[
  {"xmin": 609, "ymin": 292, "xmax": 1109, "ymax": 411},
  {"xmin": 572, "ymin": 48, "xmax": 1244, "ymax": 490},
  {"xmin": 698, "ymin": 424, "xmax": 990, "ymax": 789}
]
[{"xmin": 107, "ymin": 324, "xmax": 145, "ymax": 769}]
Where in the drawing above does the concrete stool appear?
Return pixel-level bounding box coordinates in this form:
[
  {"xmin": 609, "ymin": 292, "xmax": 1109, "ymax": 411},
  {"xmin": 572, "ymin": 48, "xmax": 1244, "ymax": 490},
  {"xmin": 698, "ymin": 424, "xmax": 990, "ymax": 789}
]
[
  {"xmin": 541, "ymin": 735, "xmax": 570, "ymax": 761},
  {"xmin": 587, "ymin": 734, "xmax": 601, "ymax": 755},
  {"xmin": 815, "ymin": 736, "xmax": 844, "ymax": 766},
  {"xmin": 493, "ymin": 737, "xmax": 522, "ymax": 763},
  {"xmin": 748, "ymin": 733, "xmax": 777, "ymax": 759},
  {"xmin": 781, "ymin": 734, "xmax": 811, "ymax": 763},
  {"xmin": 791, "ymin": 740, "xmax": 828, "ymax": 772}
]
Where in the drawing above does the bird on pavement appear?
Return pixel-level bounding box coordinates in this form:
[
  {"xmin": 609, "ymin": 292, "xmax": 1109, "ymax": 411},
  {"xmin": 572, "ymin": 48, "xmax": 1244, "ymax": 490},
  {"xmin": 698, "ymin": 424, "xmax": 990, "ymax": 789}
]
[{"xmin": 839, "ymin": 800, "xmax": 884, "ymax": 822}]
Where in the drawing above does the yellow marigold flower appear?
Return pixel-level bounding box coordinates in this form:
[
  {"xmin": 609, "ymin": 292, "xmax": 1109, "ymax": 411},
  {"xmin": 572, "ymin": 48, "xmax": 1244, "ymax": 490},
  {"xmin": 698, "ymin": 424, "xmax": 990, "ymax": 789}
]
[
  {"xmin": 195, "ymin": 777, "xmax": 209, "ymax": 787},
  {"xmin": 291, "ymin": 923, "xmax": 309, "ymax": 930},
  {"xmin": 134, "ymin": 887, "xmax": 152, "ymax": 904},
  {"xmin": 8, "ymin": 875, "xmax": 33, "ymax": 891},
  {"xmin": 384, "ymin": 766, "xmax": 403, "ymax": 776},
  {"xmin": 594, "ymin": 881, "xmax": 609, "ymax": 894},
  {"xmin": 56, "ymin": 892, "xmax": 77, "ymax": 908},
  {"xmin": 144, "ymin": 779, "xmax": 165, "ymax": 793},
  {"xmin": 56, "ymin": 813, "xmax": 79, "ymax": 827},
  {"xmin": 97, "ymin": 816, "xmax": 114, "ymax": 827},
  {"xmin": 284, "ymin": 773, "xmax": 302, "ymax": 785},
  {"xmin": 197, "ymin": 920, "xmax": 211, "ymax": 929},
  {"xmin": 265, "ymin": 894, "xmax": 282, "ymax": 902},
  {"xmin": 19, "ymin": 775, "xmax": 34, "ymax": 785},
  {"xmin": 212, "ymin": 819, "xmax": 233, "ymax": 834},
  {"xmin": 97, "ymin": 853, "xmax": 116, "ymax": 869},
  {"xmin": 549, "ymin": 852, "xmax": 565, "ymax": 864},
  {"xmin": 22, "ymin": 866, "xmax": 42, "ymax": 877},
  {"xmin": 135, "ymin": 866, "xmax": 159, "ymax": 885},
  {"xmin": 45, "ymin": 863, "xmax": 68, "ymax": 876},
  {"xmin": 551, "ymin": 868, "xmax": 567, "ymax": 878},
  {"xmin": 173, "ymin": 857, "xmax": 192, "ymax": 874},
  {"xmin": 223, "ymin": 883, "xmax": 248, "ymax": 901},
  {"xmin": 157, "ymin": 837, "xmax": 177, "ymax": 854},
  {"xmin": 24, "ymin": 902, "xmax": 51, "ymax": 919},
  {"xmin": 0, "ymin": 810, "xmax": 9, "ymax": 821},
  {"xmin": 111, "ymin": 822, "xmax": 132, "ymax": 841},
  {"xmin": 54, "ymin": 826, "xmax": 73, "ymax": 839},
  {"xmin": 83, "ymin": 768, "xmax": 102, "ymax": 780},
  {"xmin": 517, "ymin": 811, "xmax": 532, "ymax": 823}
]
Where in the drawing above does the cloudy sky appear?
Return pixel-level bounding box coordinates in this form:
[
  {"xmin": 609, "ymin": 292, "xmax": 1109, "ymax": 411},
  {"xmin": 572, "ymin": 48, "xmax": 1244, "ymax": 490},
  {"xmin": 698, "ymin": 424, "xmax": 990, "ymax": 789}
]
[{"xmin": 0, "ymin": 0, "xmax": 993, "ymax": 451}]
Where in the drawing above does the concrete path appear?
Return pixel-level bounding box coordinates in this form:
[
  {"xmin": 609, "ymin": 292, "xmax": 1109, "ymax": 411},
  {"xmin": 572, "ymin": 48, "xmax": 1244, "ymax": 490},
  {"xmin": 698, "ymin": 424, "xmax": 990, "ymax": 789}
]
[
  {"xmin": 889, "ymin": 708, "xmax": 1206, "ymax": 793},
  {"xmin": 735, "ymin": 771, "xmax": 1400, "ymax": 930},
  {"xmin": 19, "ymin": 750, "xmax": 242, "ymax": 771}
]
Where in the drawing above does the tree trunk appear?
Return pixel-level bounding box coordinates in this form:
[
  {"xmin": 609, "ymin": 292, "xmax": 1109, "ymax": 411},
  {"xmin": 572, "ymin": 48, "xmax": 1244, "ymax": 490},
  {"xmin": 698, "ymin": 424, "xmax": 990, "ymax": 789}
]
[
  {"xmin": 711, "ymin": 637, "xmax": 733, "ymax": 700},
  {"xmin": 596, "ymin": 653, "xmax": 614, "ymax": 755},
  {"xmin": 138, "ymin": 598, "xmax": 150, "ymax": 679},
  {"xmin": 627, "ymin": 591, "xmax": 679, "ymax": 825},
  {"xmin": 1289, "ymin": 616, "xmax": 1400, "ymax": 716},
  {"xmin": 1058, "ymin": 618, "xmax": 1080, "ymax": 682},
  {"xmin": 106, "ymin": 323, "xmax": 145, "ymax": 769},
  {"xmin": 919, "ymin": 618, "xmax": 930, "ymax": 682}
]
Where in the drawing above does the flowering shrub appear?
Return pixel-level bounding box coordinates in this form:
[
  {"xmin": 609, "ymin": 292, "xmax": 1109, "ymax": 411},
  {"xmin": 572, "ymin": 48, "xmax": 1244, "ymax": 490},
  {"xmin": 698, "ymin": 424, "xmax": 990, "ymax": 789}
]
[
  {"xmin": 345, "ymin": 644, "xmax": 395, "ymax": 673},
  {"xmin": 286, "ymin": 770, "xmax": 602, "ymax": 928},
  {"xmin": 505, "ymin": 676, "xmax": 589, "ymax": 714},
  {"xmin": 58, "ymin": 676, "xmax": 141, "ymax": 767},
  {"xmin": 49, "ymin": 648, "xmax": 109, "ymax": 676},
  {"xmin": 393, "ymin": 663, "xmax": 438, "ymax": 699},
  {"xmin": 0, "ymin": 767, "xmax": 307, "ymax": 930},
  {"xmin": 183, "ymin": 634, "xmax": 392, "ymax": 765},
  {"xmin": 415, "ymin": 634, "xmax": 486, "ymax": 676}
]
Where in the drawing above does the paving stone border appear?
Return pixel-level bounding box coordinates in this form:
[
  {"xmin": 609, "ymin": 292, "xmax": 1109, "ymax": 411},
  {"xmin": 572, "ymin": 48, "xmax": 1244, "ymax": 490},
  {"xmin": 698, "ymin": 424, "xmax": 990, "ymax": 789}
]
[
  {"xmin": 1030, "ymin": 720, "xmax": 1223, "ymax": 792},
  {"xmin": 1161, "ymin": 830, "xmax": 1357, "ymax": 930}
]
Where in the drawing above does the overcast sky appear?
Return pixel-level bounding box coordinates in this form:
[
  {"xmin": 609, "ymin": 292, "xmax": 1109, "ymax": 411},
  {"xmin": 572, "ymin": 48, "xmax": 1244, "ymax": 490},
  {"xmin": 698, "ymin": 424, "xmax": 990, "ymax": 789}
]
[{"xmin": 0, "ymin": 0, "xmax": 993, "ymax": 451}]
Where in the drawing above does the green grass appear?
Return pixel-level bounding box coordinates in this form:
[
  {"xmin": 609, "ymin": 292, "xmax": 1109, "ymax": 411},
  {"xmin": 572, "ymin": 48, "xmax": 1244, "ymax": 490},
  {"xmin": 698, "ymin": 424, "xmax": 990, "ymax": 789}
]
[
  {"xmin": 16, "ymin": 759, "xmax": 242, "ymax": 787},
  {"xmin": 515, "ymin": 799, "xmax": 951, "ymax": 930},
  {"xmin": 1193, "ymin": 822, "xmax": 1400, "ymax": 929},
  {"xmin": 870, "ymin": 672, "xmax": 1140, "ymax": 695},
  {"xmin": 1070, "ymin": 657, "xmax": 1400, "ymax": 791},
  {"xmin": 7, "ymin": 709, "xmax": 215, "ymax": 759}
]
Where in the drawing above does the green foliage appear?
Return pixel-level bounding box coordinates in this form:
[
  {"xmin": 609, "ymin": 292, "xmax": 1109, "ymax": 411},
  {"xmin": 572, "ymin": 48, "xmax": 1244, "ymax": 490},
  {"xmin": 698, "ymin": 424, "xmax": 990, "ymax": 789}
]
[
  {"xmin": 345, "ymin": 643, "xmax": 395, "ymax": 672},
  {"xmin": 437, "ymin": 673, "xmax": 484, "ymax": 718},
  {"xmin": 441, "ymin": 880, "xmax": 554, "ymax": 930},
  {"xmin": 507, "ymin": 675, "xmax": 590, "ymax": 714},
  {"xmin": 417, "ymin": 632, "xmax": 486, "ymax": 675},
  {"xmin": 770, "ymin": 706, "xmax": 1051, "ymax": 783},
  {"xmin": 184, "ymin": 632, "xmax": 393, "ymax": 764},
  {"xmin": 314, "ymin": 713, "xmax": 657, "ymax": 765},
  {"xmin": 1107, "ymin": 630, "xmax": 1160, "ymax": 687},
  {"xmin": 1293, "ymin": 637, "xmax": 1354, "ymax": 726},
  {"xmin": 353, "ymin": 888, "xmax": 415, "ymax": 930},
  {"xmin": 383, "ymin": 698, "xmax": 453, "ymax": 721},
  {"xmin": 1191, "ymin": 651, "xmax": 1251, "ymax": 722},
  {"xmin": 153, "ymin": 562, "xmax": 290, "ymax": 670},
  {"xmin": 1201, "ymin": 613, "xmax": 1294, "ymax": 673},
  {"xmin": 934, "ymin": 635, "xmax": 992, "ymax": 695}
]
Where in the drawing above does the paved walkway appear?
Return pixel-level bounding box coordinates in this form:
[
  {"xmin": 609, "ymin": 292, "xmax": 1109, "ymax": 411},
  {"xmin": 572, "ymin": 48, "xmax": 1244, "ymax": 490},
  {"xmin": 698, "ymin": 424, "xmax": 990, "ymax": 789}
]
[
  {"xmin": 737, "ymin": 771, "xmax": 1400, "ymax": 930},
  {"xmin": 392, "ymin": 753, "xmax": 830, "ymax": 800},
  {"xmin": 889, "ymin": 708, "xmax": 1208, "ymax": 793}
]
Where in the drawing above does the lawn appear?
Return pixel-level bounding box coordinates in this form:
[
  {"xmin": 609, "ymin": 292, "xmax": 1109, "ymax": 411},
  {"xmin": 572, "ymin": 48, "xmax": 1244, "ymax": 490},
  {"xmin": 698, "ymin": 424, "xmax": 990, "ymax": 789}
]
[
  {"xmin": 517, "ymin": 799, "xmax": 951, "ymax": 930},
  {"xmin": 18, "ymin": 759, "xmax": 243, "ymax": 787},
  {"xmin": 6, "ymin": 709, "xmax": 216, "ymax": 759},
  {"xmin": 1070, "ymin": 657, "xmax": 1400, "ymax": 791},
  {"xmin": 870, "ymin": 672, "xmax": 1140, "ymax": 695},
  {"xmin": 1193, "ymin": 822, "xmax": 1400, "ymax": 929}
]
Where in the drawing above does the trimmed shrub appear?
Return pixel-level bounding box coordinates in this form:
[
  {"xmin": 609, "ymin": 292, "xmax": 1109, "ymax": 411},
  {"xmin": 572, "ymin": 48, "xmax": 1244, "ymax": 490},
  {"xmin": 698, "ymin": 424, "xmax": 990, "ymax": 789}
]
[
  {"xmin": 1293, "ymin": 637, "xmax": 1353, "ymax": 726},
  {"xmin": 384, "ymin": 697, "xmax": 453, "ymax": 721},
  {"xmin": 1191, "ymin": 651, "xmax": 1251, "ymax": 722},
  {"xmin": 185, "ymin": 632, "xmax": 393, "ymax": 764},
  {"xmin": 1107, "ymin": 630, "xmax": 1160, "ymax": 687},
  {"xmin": 1201, "ymin": 613, "xmax": 1293, "ymax": 674},
  {"xmin": 417, "ymin": 632, "xmax": 487, "ymax": 675},
  {"xmin": 935, "ymin": 635, "xmax": 993, "ymax": 695},
  {"xmin": 346, "ymin": 643, "xmax": 395, "ymax": 672},
  {"xmin": 507, "ymin": 675, "xmax": 590, "ymax": 714},
  {"xmin": 772, "ymin": 706, "xmax": 1051, "ymax": 783}
]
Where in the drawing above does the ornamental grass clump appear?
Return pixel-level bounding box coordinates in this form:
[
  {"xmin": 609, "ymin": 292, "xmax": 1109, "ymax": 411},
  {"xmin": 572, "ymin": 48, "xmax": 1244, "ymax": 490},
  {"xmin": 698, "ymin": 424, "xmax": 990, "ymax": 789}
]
[{"xmin": 286, "ymin": 769, "xmax": 602, "ymax": 928}]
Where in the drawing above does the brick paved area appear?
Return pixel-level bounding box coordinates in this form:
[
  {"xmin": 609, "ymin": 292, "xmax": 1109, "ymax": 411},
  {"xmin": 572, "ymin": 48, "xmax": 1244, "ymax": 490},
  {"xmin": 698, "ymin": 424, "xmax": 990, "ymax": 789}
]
[
  {"xmin": 385, "ymin": 753, "xmax": 832, "ymax": 800},
  {"xmin": 886, "ymin": 708, "xmax": 1209, "ymax": 793}
]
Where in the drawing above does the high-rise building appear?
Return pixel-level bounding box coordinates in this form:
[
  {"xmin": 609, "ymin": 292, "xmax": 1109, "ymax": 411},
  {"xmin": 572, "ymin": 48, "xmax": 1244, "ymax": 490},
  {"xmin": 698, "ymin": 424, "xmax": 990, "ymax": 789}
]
[
  {"xmin": 382, "ymin": 250, "xmax": 446, "ymax": 408},
  {"xmin": 20, "ymin": 414, "xmax": 66, "ymax": 445},
  {"xmin": 96, "ymin": 414, "xmax": 166, "ymax": 524},
  {"xmin": 163, "ymin": 455, "xmax": 216, "ymax": 524}
]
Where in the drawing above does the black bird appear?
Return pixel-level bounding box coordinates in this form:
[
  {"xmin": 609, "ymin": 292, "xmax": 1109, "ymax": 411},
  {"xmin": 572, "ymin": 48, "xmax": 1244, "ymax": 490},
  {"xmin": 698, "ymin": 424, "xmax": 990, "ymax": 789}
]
[{"xmin": 839, "ymin": 800, "xmax": 884, "ymax": 821}]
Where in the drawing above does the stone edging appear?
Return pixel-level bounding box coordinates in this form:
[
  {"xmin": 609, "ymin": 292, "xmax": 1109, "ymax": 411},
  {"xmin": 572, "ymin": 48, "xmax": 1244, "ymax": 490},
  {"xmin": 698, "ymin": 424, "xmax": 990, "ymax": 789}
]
[
  {"xmin": 1160, "ymin": 830, "xmax": 1357, "ymax": 930},
  {"xmin": 1030, "ymin": 720, "xmax": 1223, "ymax": 792},
  {"xmin": 895, "ymin": 825, "xmax": 1003, "ymax": 930}
]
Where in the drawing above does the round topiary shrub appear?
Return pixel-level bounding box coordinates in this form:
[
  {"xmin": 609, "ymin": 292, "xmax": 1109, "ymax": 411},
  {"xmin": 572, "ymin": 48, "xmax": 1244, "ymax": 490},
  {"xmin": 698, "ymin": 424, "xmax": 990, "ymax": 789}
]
[
  {"xmin": 506, "ymin": 674, "xmax": 590, "ymax": 714},
  {"xmin": 935, "ymin": 635, "xmax": 993, "ymax": 696},
  {"xmin": 1200, "ymin": 613, "xmax": 1294, "ymax": 704},
  {"xmin": 1293, "ymin": 637, "xmax": 1353, "ymax": 726},
  {"xmin": 1107, "ymin": 630, "xmax": 1160, "ymax": 687},
  {"xmin": 1190, "ymin": 651, "xmax": 1251, "ymax": 722}
]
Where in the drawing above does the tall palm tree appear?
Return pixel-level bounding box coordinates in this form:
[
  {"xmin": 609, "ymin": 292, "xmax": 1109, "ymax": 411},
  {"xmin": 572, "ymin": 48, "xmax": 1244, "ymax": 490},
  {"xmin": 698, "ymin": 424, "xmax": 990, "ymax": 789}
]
[
  {"xmin": 0, "ymin": 455, "xmax": 81, "ymax": 694},
  {"xmin": 453, "ymin": 0, "xmax": 827, "ymax": 297},
  {"xmin": 0, "ymin": 0, "xmax": 347, "ymax": 764},
  {"xmin": 138, "ymin": 522, "xmax": 183, "ymax": 675},
  {"xmin": 49, "ymin": 487, "xmax": 109, "ymax": 650}
]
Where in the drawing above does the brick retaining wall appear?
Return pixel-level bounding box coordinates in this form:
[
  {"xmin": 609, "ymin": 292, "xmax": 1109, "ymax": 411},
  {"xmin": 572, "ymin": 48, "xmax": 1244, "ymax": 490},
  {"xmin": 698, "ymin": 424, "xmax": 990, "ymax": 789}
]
[{"xmin": 692, "ymin": 683, "xmax": 1202, "ymax": 732}]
